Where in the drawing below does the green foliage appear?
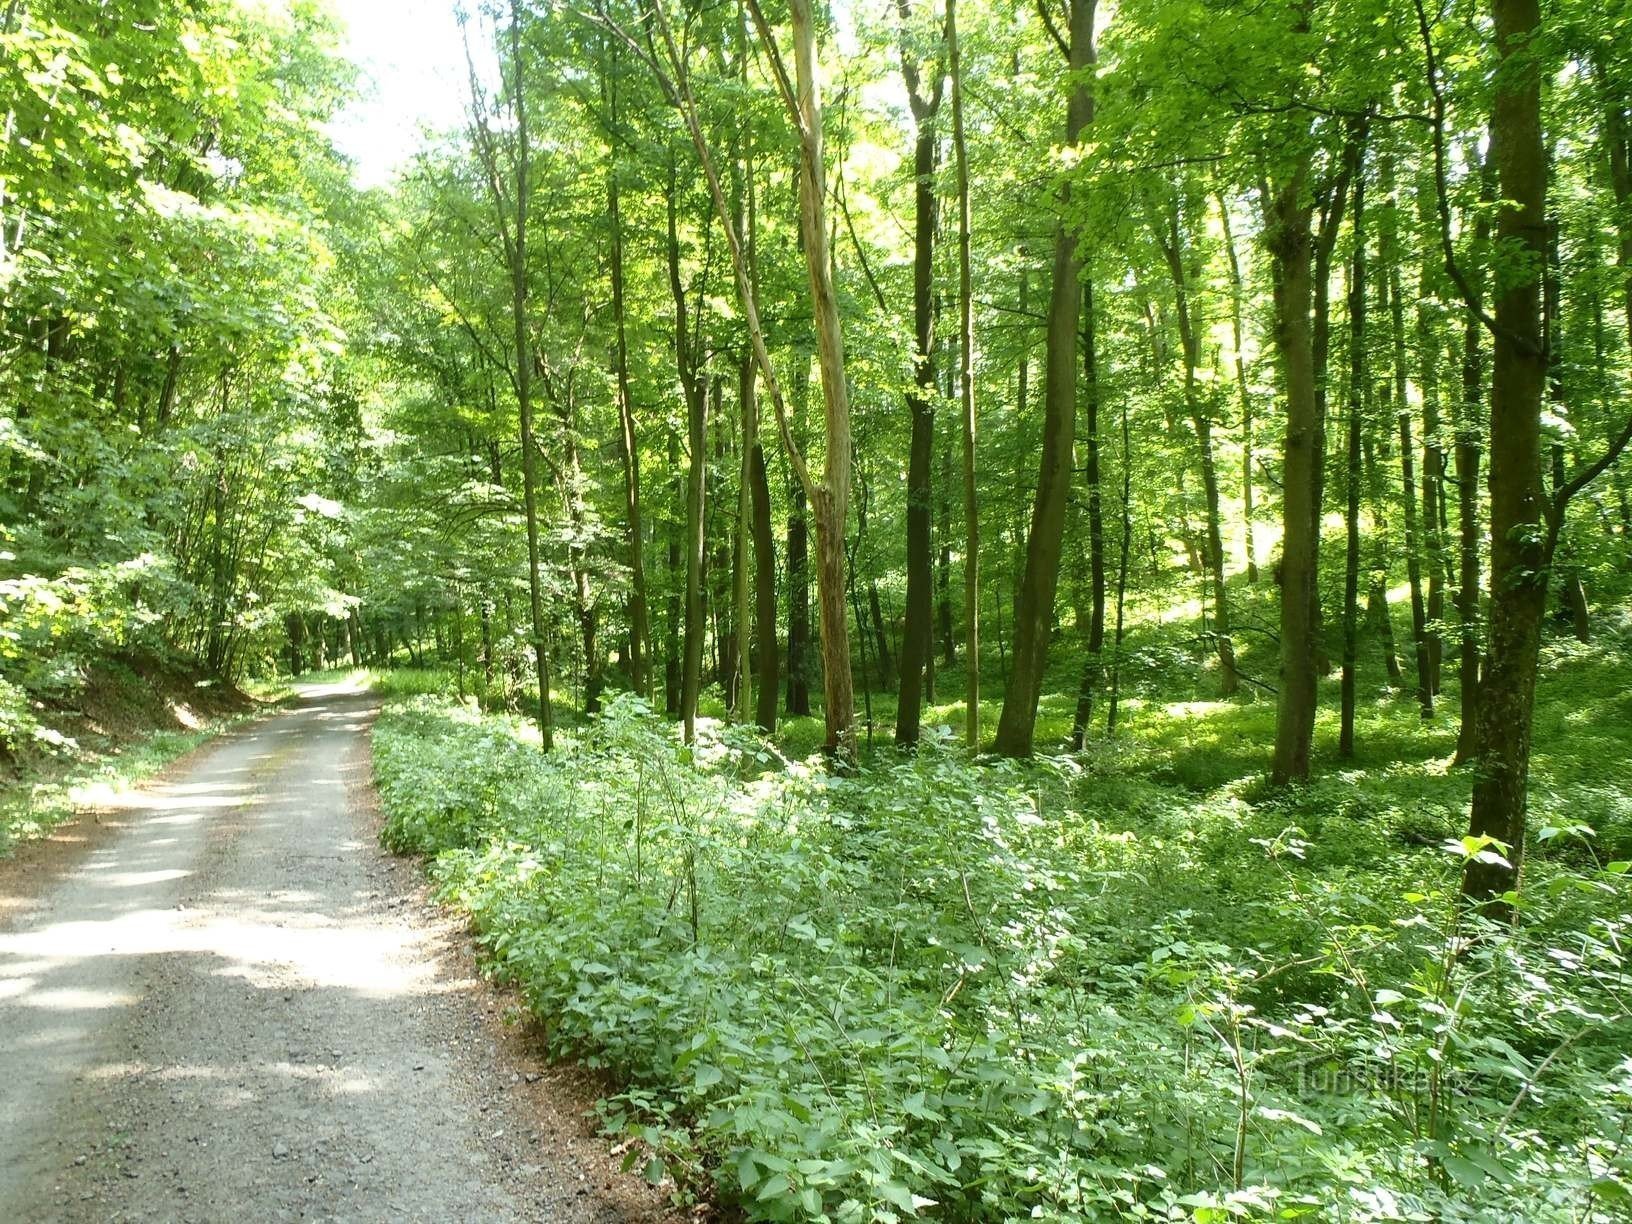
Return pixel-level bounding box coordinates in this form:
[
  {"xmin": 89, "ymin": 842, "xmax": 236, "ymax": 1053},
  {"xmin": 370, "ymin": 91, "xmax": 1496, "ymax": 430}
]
[{"xmin": 375, "ymin": 672, "xmax": 1632, "ymax": 1222}]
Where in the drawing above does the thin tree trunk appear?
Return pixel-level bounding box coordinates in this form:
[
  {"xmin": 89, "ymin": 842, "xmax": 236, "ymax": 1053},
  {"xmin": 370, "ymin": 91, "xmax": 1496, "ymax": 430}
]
[
  {"xmin": 605, "ymin": 46, "xmax": 651, "ymax": 700},
  {"xmin": 1340, "ymin": 167, "xmax": 1368, "ymax": 759},
  {"xmin": 750, "ymin": 407, "xmax": 778, "ymax": 732},
  {"xmin": 1107, "ymin": 396, "xmax": 1133, "ymax": 734},
  {"xmin": 786, "ymin": 357, "xmax": 811, "ymax": 715},
  {"xmin": 1399, "ymin": 408, "xmax": 1434, "ymax": 718},
  {"xmin": 949, "ymin": 0, "xmax": 979, "ymax": 747},
  {"xmin": 1154, "ymin": 198, "xmax": 1236, "ymax": 696},
  {"xmin": 666, "ymin": 426, "xmax": 683, "ymax": 716},
  {"xmin": 994, "ymin": 0, "xmax": 1097, "ymax": 757},
  {"xmin": 1070, "ymin": 281, "xmax": 1106, "ymax": 748},
  {"xmin": 893, "ymin": 0, "xmax": 943, "ymax": 746},
  {"xmin": 1219, "ymin": 191, "xmax": 1259, "ymax": 583}
]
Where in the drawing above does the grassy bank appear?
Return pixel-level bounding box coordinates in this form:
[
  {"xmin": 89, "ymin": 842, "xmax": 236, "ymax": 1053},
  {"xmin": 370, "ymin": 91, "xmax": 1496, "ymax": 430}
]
[{"xmin": 0, "ymin": 655, "xmax": 285, "ymax": 852}]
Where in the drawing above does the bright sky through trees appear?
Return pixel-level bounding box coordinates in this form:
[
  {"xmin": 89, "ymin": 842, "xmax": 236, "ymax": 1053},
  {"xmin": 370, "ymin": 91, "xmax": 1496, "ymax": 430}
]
[{"xmin": 325, "ymin": 0, "xmax": 468, "ymax": 186}]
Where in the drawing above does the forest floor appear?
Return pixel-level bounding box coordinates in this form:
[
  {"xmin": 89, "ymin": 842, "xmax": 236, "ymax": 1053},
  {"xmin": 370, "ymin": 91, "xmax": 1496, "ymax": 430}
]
[{"xmin": 0, "ymin": 678, "xmax": 682, "ymax": 1223}]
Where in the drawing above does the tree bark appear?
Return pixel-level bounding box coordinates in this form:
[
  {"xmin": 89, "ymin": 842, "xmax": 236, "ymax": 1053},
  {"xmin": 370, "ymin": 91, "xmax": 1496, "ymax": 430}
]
[
  {"xmin": 1398, "ymin": 408, "xmax": 1434, "ymax": 718},
  {"xmin": 1070, "ymin": 281, "xmax": 1106, "ymax": 748},
  {"xmin": 1463, "ymin": 0, "xmax": 1548, "ymax": 915},
  {"xmin": 1154, "ymin": 196, "xmax": 1236, "ymax": 697},
  {"xmin": 949, "ymin": 0, "xmax": 979, "ymax": 747},
  {"xmin": 1267, "ymin": 158, "xmax": 1320, "ymax": 784},
  {"xmin": 1340, "ymin": 167, "xmax": 1368, "ymax": 759},
  {"xmin": 786, "ymin": 356, "xmax": 811, "ymax": 715},
  {"xmin": 993, "ymin": 0, "xmax": 1096, "ymax": 757},
  {"xmin": 604, "ymin": 47, "xmax": 651, "ymax": 700},
  {"xmin": 893, "ymin": 0, "xmax": 943, "ymax": 746},
  {"xmin": 1219, "ymin": 192, "xmax": 1260, "ymax": 583}
]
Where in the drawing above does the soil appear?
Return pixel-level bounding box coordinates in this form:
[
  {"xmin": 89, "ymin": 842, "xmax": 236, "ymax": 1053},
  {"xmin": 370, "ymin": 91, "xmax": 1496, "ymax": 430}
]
[{"xmin": 0, "ymin": 678, "xmax": 689, "ymax": 1223}]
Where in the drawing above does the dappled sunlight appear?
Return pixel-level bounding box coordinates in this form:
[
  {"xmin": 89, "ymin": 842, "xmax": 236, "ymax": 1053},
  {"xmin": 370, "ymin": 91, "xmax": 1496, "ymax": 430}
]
[{"xmin": 18, "ymin": 987, "xmax": 141, "ymax": 1011}]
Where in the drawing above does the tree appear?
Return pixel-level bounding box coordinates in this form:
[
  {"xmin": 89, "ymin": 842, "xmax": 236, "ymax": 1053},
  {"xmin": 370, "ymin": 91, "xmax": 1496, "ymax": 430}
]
[{"xmin": 993, "ymin": 0, "xmax": 1097, "ymax": 757}]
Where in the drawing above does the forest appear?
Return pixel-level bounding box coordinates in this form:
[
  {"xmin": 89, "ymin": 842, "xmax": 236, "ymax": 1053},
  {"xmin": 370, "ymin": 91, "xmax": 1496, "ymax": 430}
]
[{"xmin": 3, "ymin": 0, "xmax": 1632, "ymax": 1218}]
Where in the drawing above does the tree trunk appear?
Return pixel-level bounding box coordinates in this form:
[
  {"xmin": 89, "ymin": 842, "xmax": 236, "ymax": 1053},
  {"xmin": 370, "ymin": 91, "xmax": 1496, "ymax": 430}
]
[
  {"xmin": 778, "ymin": 0, "xmax": 857, "ymax": 757},
  {"xmin": 1219, "ymin": 192, "xmax": 1259, "ymax": 583},
  {"xmin": 949, "ymin": 0, "xmax": 979, "ymax": 747},
  {"xmin": 665, "ymin": 150, "xmax": 708, "ymax": 743},
  {"xmin": 1451, "ymin": 146, "xmax": 1496, "ymax": 765},
  {"xmin": 1340, "ymin": 167, "xmax": 1368, "ymax": 759},
  {"xmin": 1070, "ymin": 281, "xmax": 1107, "ymax": 748},
  {"xmin": 1463, "ymin": 0, "xmax": 1548, "ymax": 915},
  {"xmin": 1267, "ymin": 159, "xmax": 1320, "ymax": 784},
  {"xmin": 1399, "ymin": 409, "xmax": 1434, "ymax": 718},
  {"xmin": 1155, "ymin": 199, "xmax": 1236, "ymax": 696},
  {"xmin": 735, "ymin": 355, "xmax": 755, "ymax": 722},
  {"xmin": 665, "ymin": 425, "xmax": 683, "ymax": 716},
  {"xmin": 786, "ymin": 357, "xmax": 811, "ymax": 715},
  {"xmin": 750, "ymin": 414, "xmax": 778, "ymax": 732},
  {"xmin": 605, "ymin": 52, "xmax": 651, "ymax": 701},
  {"xmin": 994, "ymin": 0, "xmax": 1096, "ymax": 757},
  {"xmin": 893, "ymin": 2, "xmax": 942, "ymax": 747}
]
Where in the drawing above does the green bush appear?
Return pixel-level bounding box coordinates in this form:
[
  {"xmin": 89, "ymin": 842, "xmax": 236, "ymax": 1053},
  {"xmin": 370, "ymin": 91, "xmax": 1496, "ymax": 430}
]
[{"xmin": 373, "ymin": 691, "xmax": 1632, "ymax": 1222}]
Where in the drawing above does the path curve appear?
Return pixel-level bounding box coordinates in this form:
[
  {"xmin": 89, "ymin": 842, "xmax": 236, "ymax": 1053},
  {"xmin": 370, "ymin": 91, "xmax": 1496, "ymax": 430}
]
[{"xmin": 0, "ymin": 680, "xmax": 672, "ymax": 1223}]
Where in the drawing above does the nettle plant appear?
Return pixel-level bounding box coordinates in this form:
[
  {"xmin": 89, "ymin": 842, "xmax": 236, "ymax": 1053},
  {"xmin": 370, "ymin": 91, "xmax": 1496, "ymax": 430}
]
[{"xmin": 376, "ymin": 694, "xmax": 1632, "ymax": 1222}]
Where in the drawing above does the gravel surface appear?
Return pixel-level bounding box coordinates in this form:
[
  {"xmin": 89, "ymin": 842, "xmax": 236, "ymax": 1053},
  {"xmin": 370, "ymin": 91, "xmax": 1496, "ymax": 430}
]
[{"xmin": 0, "ymin": 680, "xmax": 683, "ymax": 1223}]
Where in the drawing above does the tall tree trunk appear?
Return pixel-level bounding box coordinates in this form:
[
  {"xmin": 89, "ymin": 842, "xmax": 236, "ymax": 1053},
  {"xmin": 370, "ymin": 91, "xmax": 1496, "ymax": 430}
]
[
  {"xmin": 1340, "ymin": 167, "xmax": 1368, "ymax": 759},
  {"xmin": 1384, "ymin": 197, "xmax": 1434, "ymax": 718},
  {"xmin": 735, "ymin": 356, "xmax": 755, "ymax": 721},
  {"xmin": 994, "ymin": 0, "xmax": 1096, "ymax": 757},
  {"xmin": 750, "ymin": 407, "xmax": 778, "ymax": 732},
  {"xmin": 1452, "ymin": 145, "xmax": 1495, "ymax": 765},
  {"xmin": 1269, "ymin": 124, "xmax": 1364, "ymax": 781},
  {"xmin": 665, "ymin": 150, "xmax": 708, "ymax": 744},
  {"xmin": 1416, "ymin": 173, "xmax": 1448, "ymax": 695},
  {"xmin": 1399, "ymin": 408, "xmax": 1434, "ymax": 718},
  {"xmin": 682, "ymin": 370, "xmax": 706, "ymax": 743},
  {"xmin": 666, "ymin": 426, "xmax": 683, "ymax": 716},
  {"xmin": 893, "ymin": 0, "xmax": 943, "ymax": 746},
  {"xmin": 1070, "ymin": 282, "xmax": 1106, "ymax": 748},
  {"xmin": 949, "ymin": 0, "xmax": 979, "ymax": 746},
  {"xmin": 1218, "ymin": 191, "xmax": 1259, "ymax": 583},
  {"xmin": 1154, "ymin": 197, "xmax": 1236, "ymax": 696},
  {"xmin": 1267, "ymin": 159, "xmax": 1320, "ymax": 784},
  {"xmin": 772, "ymin": 0, "xmax": 857, "ymax": 757},
  {"xmin": 786, "ymin": 357, "xmax": 811, "ymax": 715},
  {"xmin": 605, "ymin": 48, "xmax": 651, "ymax": 700},
  {"xmin": 1463, "ymin": 0, "xmax": 1548, "ymax": 914},
  {"xmin": 468, "ymin": 3, "xmax": 552, "ymax": 746}
]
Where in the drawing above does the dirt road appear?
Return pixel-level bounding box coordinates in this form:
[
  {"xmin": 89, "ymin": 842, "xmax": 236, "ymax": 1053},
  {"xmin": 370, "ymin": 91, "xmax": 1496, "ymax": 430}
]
[{"xmin": 0, "ymin": 681, "xmax": 671, "ymax": 1223}]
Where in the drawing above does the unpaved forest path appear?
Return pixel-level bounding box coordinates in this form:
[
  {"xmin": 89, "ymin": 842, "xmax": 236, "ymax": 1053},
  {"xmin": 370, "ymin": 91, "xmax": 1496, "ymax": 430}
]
[{"xmin": 0, "ymin": 680, "xmax": 675, "ymax": 1223}]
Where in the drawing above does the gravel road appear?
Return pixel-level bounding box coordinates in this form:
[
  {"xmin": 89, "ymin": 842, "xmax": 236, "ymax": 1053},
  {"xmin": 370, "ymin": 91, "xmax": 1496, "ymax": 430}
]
[{"xmin": 0, "ymin": 680, "xmax": 678, "ymax": 1223}]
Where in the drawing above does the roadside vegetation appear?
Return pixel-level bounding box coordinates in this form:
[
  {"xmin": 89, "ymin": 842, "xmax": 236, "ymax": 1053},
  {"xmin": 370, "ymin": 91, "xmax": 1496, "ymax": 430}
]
[{"xmin": 374, "ymin": 617, "xmax": 1632, "ymax": 1221}]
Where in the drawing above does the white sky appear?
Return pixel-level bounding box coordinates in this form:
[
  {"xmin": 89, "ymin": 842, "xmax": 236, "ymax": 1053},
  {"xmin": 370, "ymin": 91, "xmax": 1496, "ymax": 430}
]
[{"xmin": 324, "ymin": 0, "xmax": 471, "ymax": 188}]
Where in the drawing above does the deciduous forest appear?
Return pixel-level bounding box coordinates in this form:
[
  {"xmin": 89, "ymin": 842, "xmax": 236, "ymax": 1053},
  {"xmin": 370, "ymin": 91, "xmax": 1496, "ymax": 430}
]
[{"xmin": 4, "ymin": 0, "xmax": 1632, "ymax": 1218}]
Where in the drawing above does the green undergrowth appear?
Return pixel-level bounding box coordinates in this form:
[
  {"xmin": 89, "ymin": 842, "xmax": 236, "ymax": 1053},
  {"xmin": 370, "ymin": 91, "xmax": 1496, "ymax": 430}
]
[{"xmin": 373, "ymin": 639, "xmax": 1632, "ymax": 1223}]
